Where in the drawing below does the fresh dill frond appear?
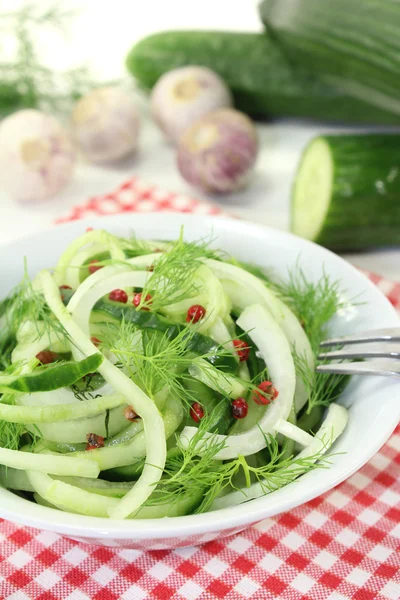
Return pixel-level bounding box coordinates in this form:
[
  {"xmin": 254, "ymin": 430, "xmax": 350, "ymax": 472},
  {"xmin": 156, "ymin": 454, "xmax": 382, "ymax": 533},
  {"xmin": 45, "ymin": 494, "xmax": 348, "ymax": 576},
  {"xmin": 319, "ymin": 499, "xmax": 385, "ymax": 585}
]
[
  {"xmin": 70, "ymin": 375, "xmax": 99, "ymax": 402},
  {"xmin": 148, "ymin": 421, "xmax": 329, "ymax": 513},
  {"xmin": 0, "ymin": 3, "xmax": 97, "ymax": 116},
  {"xmin": 102, "ymin": 319, "xmax": 232, "ymax": 408},
  {"xmin": 121, "ymin": 234, "xmax": 166, "ymax": 258},
  {"xmin": 3, "ymin": 260, "xmax": 69, "ymax": 346},
  {"xmin": 294, "ymin": 352, "xmax": 348, "ymax": 415},
  {"xmin": 0, "ymin": 420, "xmax": 24, "ymax": 451},
  {"xmin": 271, "ymin": 264, "xmax": 348, "ymax": 354},
  {"xmin": 139, "ymin": 229, "xmax": 218, "ymax": 311}
]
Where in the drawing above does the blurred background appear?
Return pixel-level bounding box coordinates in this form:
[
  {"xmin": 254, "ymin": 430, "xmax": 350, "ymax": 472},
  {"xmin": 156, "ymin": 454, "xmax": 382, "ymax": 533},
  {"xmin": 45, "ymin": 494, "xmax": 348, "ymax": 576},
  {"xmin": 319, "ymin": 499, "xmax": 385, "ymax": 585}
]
[{"xmin": 0, "ymin": 0, "xmax": 399, "ymax": 280}]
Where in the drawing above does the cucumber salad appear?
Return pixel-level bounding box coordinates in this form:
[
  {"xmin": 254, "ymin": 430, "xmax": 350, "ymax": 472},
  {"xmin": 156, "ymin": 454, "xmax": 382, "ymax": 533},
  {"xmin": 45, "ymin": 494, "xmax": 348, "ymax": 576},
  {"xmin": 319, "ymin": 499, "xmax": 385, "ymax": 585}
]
[{"xmin": 0, "ymin": 229, "xmax": 349, "ymax": 519}]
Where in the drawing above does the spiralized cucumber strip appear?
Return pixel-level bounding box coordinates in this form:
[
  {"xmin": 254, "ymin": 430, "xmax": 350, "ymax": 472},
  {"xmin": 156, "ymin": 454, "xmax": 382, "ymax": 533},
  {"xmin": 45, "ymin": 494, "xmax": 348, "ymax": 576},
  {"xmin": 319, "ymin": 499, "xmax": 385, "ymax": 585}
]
[
  {"xmin": 63, "ymin": 396, "xmax": 183, "ymax": 472},
  {"xmin": 69, "ymin": 270, "xmax": 149, "ymax": 336},
  {"xmin": 0, "ymin": 394, "xmax": 126, "ymax": 424},
  {"xmin": 12, "ymin": 321, "xmax": 70, "ymax": 364},
  {"xmin": 25, "ymin": 406, "xmax": 128, "ymax": 444},
  {"xmin": 160, "ymin": 264, "xmax": 230, "ymax": 332},
  {"xmin": 31, "ymin": 473, "xmax": 202, "ymax": 519},
  {"xmin": 205, "ymin": 259, "xmax": 314, "ymax": 411},
  {"xmin": 37, "ymin": 270, "xmax": 167, "ymax": 519},
  {"xmin": 273, "ymin": 419, "xmax": 314, "ymax": 447},
  {"xmin": 66, "ymin": 253, "xmax": 159, "ymax": 314},
  {"xmin": 15, "ymin": 382, "xmax": 115, "ymax": 407},
  {"xmin": 27, "ymin": 470, "xmax": 118, "ymax": 517},
  {"xmin": 189, "ymin": 359, "xmax": 246, "ymax": 399},
  {"xmin": 54, "ymin": 230, "xmax": 126, "ymax": 286},
  {"xmin": 0, "ymin": 446, "xmax": 99, "ymax": 477},
  {"xmin": 211, "ymin": 403, "xmax": 348, "ymax": 510},
  {"xmin": 180, "ymin": 303, "xmax": 296, "ymax": 460},
  {"xmin": 0, "ymin": 465, "xmax": 33, "ymax": 491},
  {"xmin": 56, "ymin": 476, "xmax": 133, "ymax": 497},
  {"xmin": 209, "ymin": 318, "xmax": 238, "ymax": 358},
  {"xmin": 64, "ymin": 242, "xmax": 110, "ymax": 289}
]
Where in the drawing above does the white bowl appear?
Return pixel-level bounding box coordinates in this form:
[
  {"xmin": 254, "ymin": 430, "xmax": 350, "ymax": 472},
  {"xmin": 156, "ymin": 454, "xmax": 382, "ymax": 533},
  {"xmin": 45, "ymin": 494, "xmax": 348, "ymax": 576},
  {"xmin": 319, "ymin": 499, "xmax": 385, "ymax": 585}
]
[{"xmin": 1, "ymin": 213, "xmax": 399, "ymax": 550}]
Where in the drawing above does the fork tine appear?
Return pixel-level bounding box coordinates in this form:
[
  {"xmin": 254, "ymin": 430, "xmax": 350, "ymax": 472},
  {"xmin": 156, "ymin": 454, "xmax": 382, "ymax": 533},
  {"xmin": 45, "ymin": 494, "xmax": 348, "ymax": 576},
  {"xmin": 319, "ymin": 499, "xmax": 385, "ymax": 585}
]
[
  {"xmin": 320, "ymin": 327, "xmax": 400, "ymax": 347},
  {"xmin": 318, "ymin": 343, "xmax": 400, "ymax": 361},
  {"xmin": 317, "ymin": 360, "xmax": 400, "ymax": 377}
]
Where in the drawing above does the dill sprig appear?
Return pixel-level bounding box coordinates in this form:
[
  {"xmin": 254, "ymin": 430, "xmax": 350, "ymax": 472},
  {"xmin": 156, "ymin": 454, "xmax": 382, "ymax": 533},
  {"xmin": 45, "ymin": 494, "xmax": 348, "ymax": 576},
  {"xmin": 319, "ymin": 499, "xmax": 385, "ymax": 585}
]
[
  {"xmin": 138, "ymin": 230, "xmax": 218, "ymax": 311},
  {"xmin": 148, "ymin": 417, "xmax": 329, "ymax": 513},
  {"xmin": 0, "ymin": 421, "xmax": 25, "ymax": 451},
  {"xmin": 101, "ymin": 319, "xmax": 233, "ymax": 408},
  {"xmin": 3, "ymin": 263, "xmax": 68, "ymax": 344},
  {"xmin": 272, "ymin": 265, "xmax": 347, "ymax": 354},
  {"xmin": 0, "ymin": 3, "xmax": 96, "ymax": 116},
  {"xmin": 294, "ymin": 352, "xmax": 348, "ymax": 415}
]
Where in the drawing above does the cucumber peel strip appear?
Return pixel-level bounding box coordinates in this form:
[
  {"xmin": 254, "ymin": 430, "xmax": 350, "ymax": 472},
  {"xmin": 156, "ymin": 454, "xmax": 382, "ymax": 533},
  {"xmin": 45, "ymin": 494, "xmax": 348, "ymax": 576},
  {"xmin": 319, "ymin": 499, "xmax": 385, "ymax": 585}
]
[
  {"xmin": 179, "ymin": 303, "xmax": 296, "ymax": 460},
  {"xmin": 37, "ymin": 270, "xmax": 167, "ymax": 519},
  {"xmin": 211, "ymin": 403, "xmax": 348, "ymax": 510},
  {"xmin": 0, "ymin": 353, "xmax": 102, "ymax": 394}
]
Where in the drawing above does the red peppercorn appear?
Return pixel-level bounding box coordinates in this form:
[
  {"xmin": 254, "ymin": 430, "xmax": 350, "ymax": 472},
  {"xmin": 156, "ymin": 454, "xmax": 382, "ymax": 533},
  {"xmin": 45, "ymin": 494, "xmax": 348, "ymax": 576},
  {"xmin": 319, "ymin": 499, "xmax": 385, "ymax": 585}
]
[
  {"xmin": 190, "ymin": 402, "xmax": 205, "ymax": 423},
  {"xmin": 90, "ymin": 336, "xmax": 101, "ymax": 347},
  {"xmin": 86, "ymin": 227, "xmax": 94, "ymax": 233},
  {"xmin": 88, "ymin": 260, "xmax": 102, "ymax": 274},
  {"xmin": 252, "ymin": 381, "xmax": 279, "ymax": 405},
  {"xmin": 133, "ymin": 292, "xmax": 152, "ymax": 310},
  {"xmin": 233, "ymin": 339, "xmax": 250, "ymax": 362},
  {"xmin": 59, "ymin": 285, "xmax": 72, "ymax": 303},
  {"xmin": 36, "ymin": 350, "xmax": 58, "ymax": 365},
  {"xmin": 109, "ymin": 289, "xmax": 128, "ymax": 304},
  {"xmin": 85, "ymin": 432, "xmax": 104, "ymax": 451},
  {"xmin": 124, "ymin": 406, "xmax": 140, "ymax": 421},
  {"xmin": 231, "ymin": 397, "xmax": 249, "ymax": 419},
  {"xmin": 186, "ymin": 304, "xmax": 206, "ymax": 323}
]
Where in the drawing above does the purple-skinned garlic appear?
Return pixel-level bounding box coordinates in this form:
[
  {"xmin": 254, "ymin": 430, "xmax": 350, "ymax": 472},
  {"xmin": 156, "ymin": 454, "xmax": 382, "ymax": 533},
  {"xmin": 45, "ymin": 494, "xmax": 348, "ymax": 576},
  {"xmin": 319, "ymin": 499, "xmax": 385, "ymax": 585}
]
[
  {"xmin": 72, "ymin": 87, "xmax": 140, "ymax": 163},
  {"xmin": 150, "ymin": 66, "xmax": 233, "ymax": 144},
  {"xmin": 177, "ymin": 108, "xmax": 258, "ymax": 194},
  {"xmin": 0, "ymin": 109, "xmax": 75, "ymax": 202}
]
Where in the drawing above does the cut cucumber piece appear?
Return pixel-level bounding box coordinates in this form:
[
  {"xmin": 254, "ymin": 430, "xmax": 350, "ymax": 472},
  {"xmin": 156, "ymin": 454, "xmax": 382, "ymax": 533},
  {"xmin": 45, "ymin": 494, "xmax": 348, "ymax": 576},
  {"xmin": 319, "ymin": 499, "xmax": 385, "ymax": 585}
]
[{"xmin": 292, "ymin": 134, "xmax": 400, "ymax": 250}]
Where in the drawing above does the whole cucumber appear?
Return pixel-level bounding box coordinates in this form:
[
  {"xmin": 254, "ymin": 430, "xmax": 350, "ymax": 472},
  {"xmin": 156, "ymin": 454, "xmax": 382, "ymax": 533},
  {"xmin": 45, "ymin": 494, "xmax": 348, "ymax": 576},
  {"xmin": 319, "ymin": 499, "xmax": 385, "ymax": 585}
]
[
  {"xmin": 127, "ymin": 31, "xmax": 400, "ymax": 124},
  {"xmin": 260, "ymin": 0, "xmax": 400, "ymax": 116},
  {"xmin": 291, "ymin": 134, "xmax": 400, "ymax": 250}
]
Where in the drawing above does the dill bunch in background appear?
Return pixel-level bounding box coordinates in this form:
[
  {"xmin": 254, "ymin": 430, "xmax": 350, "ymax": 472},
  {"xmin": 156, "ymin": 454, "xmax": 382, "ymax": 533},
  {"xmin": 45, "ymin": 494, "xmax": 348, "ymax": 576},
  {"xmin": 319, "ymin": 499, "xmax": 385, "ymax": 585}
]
[{"xmin": 0, "ymin": 2, "xmax": 95, "ymax": 116}]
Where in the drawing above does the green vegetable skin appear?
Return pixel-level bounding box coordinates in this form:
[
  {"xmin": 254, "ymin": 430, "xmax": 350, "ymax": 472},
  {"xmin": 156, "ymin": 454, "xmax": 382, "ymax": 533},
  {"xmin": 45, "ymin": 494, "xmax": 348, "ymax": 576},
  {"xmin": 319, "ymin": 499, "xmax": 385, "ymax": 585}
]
[
  {"xmin": 0, "ymin": 353, "xmax": 103, "ymax": 393},
  {"xmin": 126, "ymin": 30, "xmax": 399, "ymax": 124},
  {"xmin": 260, "ymin": 0, "xmax": 400, "ymax": 117},
  {"xmin": 291, "ymin": 135, "xmax": 400, "ymax": 250},
  {"xmin": 94, "ymin": 299, "xmax": 237, "ymax": 372}
]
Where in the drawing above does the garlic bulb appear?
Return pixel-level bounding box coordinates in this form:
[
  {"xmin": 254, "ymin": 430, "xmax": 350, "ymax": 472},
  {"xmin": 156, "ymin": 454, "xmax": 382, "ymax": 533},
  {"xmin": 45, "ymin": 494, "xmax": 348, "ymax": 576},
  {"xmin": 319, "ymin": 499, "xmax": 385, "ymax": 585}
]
[
  {"xmin": 150, "ymin": 66, "xmax": 233, "ymax": 144},
  {"xmin": 177, "ymin": 108, "xmax": 259, "ymax": 194},
  {"xmin": 0, "ymin": 109, "xmax": 75, "ymax": 202},
  {"xmin": 72, "ymin": 87, "xmax": 140, "ymax": 162}
]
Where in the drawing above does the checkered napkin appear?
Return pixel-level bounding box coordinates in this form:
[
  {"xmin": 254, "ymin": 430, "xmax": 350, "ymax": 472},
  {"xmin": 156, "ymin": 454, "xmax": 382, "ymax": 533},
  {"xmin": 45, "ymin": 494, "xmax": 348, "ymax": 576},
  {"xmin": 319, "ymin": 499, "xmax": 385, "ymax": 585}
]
[{"xmin": 1, "ymin": 178, "xmax": 399, "ymax": 600}]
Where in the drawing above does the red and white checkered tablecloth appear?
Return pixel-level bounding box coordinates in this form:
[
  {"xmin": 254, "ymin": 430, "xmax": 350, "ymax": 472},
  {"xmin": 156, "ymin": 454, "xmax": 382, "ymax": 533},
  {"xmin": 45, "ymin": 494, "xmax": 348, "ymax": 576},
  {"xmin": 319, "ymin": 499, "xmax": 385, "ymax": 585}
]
[{"xmin": 1, "ymin": 178, "xmax": 399, "ymax": 600}]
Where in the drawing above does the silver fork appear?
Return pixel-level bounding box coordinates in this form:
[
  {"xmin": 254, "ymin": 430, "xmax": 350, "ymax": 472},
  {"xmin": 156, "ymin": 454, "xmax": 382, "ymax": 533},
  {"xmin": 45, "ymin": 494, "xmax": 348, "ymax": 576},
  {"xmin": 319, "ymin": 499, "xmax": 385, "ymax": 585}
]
[{"xmin": 317, "ymin": 328, "xmax": 400, "ymax": 377}]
